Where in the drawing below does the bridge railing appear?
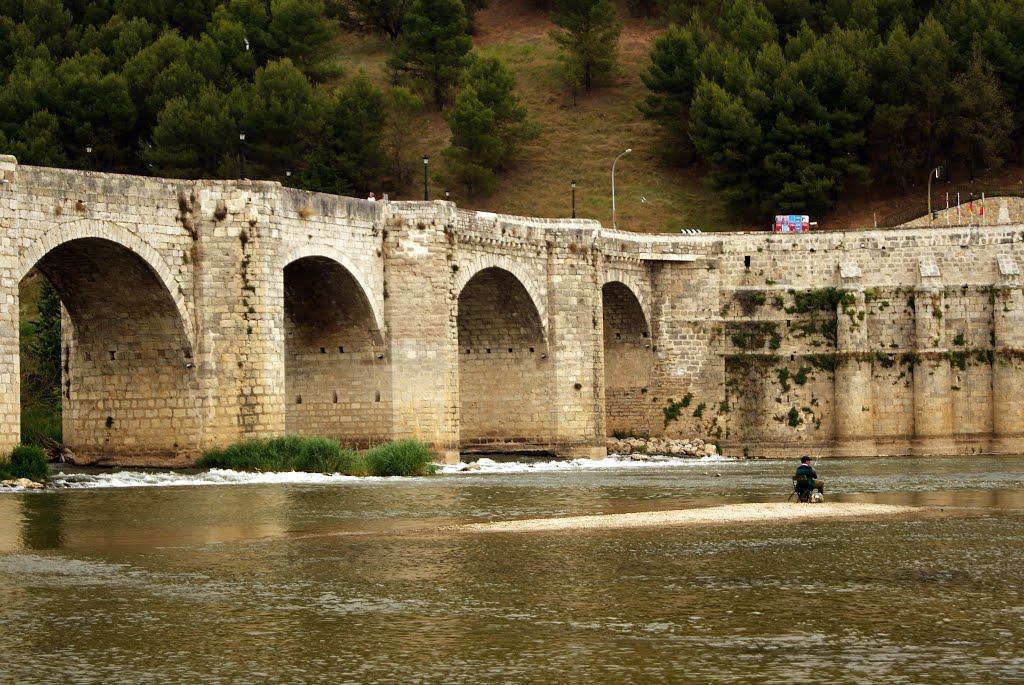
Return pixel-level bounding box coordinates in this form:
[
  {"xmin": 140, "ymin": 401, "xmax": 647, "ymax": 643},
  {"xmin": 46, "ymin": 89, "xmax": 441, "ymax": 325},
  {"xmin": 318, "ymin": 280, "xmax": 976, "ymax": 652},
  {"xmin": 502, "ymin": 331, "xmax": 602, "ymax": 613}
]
[{"xmin": 875, "ymin": 189, "xmax": 1024, "ymax": 228}]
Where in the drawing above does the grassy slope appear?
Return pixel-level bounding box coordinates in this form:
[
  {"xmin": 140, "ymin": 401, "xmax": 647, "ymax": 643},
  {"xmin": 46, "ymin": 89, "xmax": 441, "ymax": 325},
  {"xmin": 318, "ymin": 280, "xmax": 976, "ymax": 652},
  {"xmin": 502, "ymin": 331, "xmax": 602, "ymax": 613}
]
[{"xmin": 331, "ymin": 0, "xmax": 1024, "ymax": 233}]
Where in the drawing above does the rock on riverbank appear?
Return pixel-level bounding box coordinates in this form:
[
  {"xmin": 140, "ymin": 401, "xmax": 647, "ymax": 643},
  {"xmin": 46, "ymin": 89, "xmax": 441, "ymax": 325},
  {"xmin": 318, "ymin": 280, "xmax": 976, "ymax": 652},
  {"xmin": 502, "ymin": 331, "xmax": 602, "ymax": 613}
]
[
  {"xmin": 0, "ymin": 478, "xmax": 45, "ymax": 490},
  {"xmin": 606, "ymin": 437, "xmax": 718, "ymax": 458}
]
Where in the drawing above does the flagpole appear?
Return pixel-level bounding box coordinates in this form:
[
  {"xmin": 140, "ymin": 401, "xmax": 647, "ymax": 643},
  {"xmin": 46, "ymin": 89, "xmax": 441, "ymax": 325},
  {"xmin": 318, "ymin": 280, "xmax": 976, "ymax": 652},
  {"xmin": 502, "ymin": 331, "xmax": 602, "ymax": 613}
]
[
  {"xmin": 957, "ymin": 192, "xmax": 961, "ymax": 225},
  {"xmin": 982, "ymin": 192, "xmax": 986, "ymax": 226},
  {"xmin": 946, "ymin": 192, "xmax": 950, "ymax": 226}
]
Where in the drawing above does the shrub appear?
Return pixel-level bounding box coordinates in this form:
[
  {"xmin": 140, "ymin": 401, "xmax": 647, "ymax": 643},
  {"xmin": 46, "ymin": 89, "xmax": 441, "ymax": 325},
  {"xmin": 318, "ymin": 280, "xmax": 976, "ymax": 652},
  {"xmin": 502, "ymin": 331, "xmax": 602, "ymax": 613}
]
[
  {"xmin": 197, "ymin": 437, "xmax": 436, "ymax": 477},
  {"xmin": 20, "ymin": 405, "xmax": 62, "ymax": 447},
  {"xmin": 5, "ymin": 445, "xmax": 50, "ymax": 482},
  {"xmin": 198, "ymin": 436, "xmax": 363, "ymax": 475},
  {"xmin": 364, "ymin": 439, "xmax": 437, "ymax": 476}
]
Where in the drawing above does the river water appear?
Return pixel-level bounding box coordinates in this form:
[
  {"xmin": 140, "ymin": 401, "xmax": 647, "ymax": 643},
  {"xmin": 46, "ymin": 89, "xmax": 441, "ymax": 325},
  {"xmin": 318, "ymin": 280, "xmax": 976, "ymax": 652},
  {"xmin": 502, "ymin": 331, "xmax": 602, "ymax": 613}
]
[{"xmin": 1, "ymin": 454, "xmax": 1022, "ymax": 684}]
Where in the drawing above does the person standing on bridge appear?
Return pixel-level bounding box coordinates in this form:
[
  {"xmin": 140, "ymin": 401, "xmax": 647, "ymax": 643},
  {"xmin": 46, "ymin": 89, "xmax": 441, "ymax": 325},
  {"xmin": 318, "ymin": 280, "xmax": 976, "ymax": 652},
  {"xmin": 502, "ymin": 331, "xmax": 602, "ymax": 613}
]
[{"xmin": 367, "ymin": 192, "xmax": 376, "ymax": 202}]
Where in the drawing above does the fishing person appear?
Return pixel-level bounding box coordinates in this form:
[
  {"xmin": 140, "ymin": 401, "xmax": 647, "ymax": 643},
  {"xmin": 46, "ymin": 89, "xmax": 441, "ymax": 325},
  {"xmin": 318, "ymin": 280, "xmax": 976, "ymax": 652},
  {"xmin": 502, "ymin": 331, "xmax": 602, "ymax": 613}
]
[{"xmin": 793, "ymin": 455, "xmax": 824, "ymax": 500}]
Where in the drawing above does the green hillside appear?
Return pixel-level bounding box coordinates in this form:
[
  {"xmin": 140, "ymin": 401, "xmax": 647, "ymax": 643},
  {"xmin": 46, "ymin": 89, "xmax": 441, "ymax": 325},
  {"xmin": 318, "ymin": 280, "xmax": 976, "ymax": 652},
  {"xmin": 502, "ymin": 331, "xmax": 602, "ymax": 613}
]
[{"xmin": 2, "ymin": 0, "xmax": 1022, "ymax": 233}]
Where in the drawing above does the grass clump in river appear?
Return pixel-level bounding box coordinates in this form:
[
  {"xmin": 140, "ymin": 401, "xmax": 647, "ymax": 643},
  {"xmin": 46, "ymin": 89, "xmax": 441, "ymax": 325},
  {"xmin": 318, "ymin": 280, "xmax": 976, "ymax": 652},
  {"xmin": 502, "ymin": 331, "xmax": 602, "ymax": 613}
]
[
  {"xmin": 0, "ymin": 444, "xmax": 50, "ymax": 482},
  {"xmin": 196, "ymin": 436, "xmax": 437, "ymax": 476}
]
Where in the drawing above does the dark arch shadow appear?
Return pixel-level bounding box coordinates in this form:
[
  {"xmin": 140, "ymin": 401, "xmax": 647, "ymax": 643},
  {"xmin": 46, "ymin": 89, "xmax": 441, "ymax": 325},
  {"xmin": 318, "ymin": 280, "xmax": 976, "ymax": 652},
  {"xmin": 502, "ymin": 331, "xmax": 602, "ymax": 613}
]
[
  {"xmin": 602, "ymin": 281, "xmax": 655, "ymax": 436},
  {"xmin": 284, "ymin": 256, "xmax": 389, "ymax": 447},
  {"xmin": 26, "ymin": 238, "xmax": 200, "ymax": 461},
  {"xmin": 457, "ymin": 267, "xmax": 552, "ymax": 446}
]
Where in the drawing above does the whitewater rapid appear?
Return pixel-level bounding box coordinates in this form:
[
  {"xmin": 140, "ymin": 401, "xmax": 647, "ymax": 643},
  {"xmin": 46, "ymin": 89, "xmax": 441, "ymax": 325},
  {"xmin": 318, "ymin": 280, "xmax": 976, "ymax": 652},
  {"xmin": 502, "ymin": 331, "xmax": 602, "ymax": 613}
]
[{"xmin": 3, "ymin": 453, "xmax": 732, "ymax": 491}]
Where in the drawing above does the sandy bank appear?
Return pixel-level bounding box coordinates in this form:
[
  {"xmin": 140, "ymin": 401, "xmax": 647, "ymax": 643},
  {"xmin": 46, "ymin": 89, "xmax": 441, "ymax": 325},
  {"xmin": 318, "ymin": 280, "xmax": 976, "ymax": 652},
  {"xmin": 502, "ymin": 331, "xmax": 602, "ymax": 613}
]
[{"xmin": 455, "ymin": 502, "xmax": 919, "ymax": 533}]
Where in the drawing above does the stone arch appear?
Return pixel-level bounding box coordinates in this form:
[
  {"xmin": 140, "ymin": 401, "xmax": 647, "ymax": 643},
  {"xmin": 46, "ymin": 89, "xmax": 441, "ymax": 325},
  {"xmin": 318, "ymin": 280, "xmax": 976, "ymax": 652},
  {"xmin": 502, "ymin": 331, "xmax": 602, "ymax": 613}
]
[
  {"xmin": 602, "ymin": 269, "xmax": 651, "ymax": 333},
  {"xmin": 17, "ymin": 230, "xmax": 203, "ymax": 459},
  {"xmin": 281, "ymin": 251, "xmax": 390, "ymax": 446},
  {"xmin": 18, "ymin": 222, "xmax": 196, "ymax": 351},
  {"xmin": 601, "ymin": 275, "xmax": 656, "ymax": 436},
  {"xmin": 456, "ymin": 264, "xmax": 553, "ymax": 444},
  {"xmin": 453, "ymin": 256, "xmax": 547, "ymax": 340},
  {"xmin": 281, "ymin": 245, "xmax": 384, "ymax": 336}
]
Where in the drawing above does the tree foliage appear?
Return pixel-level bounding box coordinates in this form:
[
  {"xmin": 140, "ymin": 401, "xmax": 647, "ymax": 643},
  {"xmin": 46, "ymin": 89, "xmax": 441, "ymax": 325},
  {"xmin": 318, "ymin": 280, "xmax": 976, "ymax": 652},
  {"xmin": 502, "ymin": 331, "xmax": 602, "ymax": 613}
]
[
  {"xmin": 549, "ymin": 0, "xmax": 621, "ymax": 94},
  {"xmin": 643, "ymin": 0, "xmax": 1024, "ymax": 219},
  {"xmin": 442, "ymin": 55, "xmax": 538, "ymax": 198},
  {"xmin": 386, "ymin": 0, "xmax": 472, "ymax": 109}
]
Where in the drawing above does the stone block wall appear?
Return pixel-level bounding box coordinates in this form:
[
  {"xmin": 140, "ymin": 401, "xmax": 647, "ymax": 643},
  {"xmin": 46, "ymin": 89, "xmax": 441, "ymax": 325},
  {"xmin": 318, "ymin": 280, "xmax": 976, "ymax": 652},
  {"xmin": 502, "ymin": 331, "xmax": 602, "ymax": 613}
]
[
  {"xmin": 5, "ymin": 157, "xmax": 1024, "ymax": 463},
  {"xmin": 665, "ymin": 227, "xmax": 1024, "ymax": 456}
]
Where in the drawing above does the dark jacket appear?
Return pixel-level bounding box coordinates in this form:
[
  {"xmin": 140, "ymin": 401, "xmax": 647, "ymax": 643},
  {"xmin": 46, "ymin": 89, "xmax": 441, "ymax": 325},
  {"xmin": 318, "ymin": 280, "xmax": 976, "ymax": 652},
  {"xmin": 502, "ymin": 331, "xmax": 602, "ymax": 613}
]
[
  {"xmin": 794, "ymin": 463, "xmax": 817, "ymax": 487},
  {"xmin": 795, "ymin": 464, "xmax": 817, "ymax": 480}
]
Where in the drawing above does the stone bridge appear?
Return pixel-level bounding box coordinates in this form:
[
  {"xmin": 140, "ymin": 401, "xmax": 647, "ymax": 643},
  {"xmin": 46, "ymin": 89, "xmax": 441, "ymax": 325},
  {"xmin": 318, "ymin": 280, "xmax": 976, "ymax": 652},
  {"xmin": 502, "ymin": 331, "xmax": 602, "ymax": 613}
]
[{"xmin": 3, "ymin": 155, "xmax": 1024, "ymax": 464}]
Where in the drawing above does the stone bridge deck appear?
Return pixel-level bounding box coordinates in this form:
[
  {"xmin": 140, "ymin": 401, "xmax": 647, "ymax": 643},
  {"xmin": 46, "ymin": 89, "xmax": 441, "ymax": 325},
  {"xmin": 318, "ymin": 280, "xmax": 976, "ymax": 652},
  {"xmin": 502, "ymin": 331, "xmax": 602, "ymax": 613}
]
[{"xmin": 3, "ymin": 156, "xmax": 1024, "ymax": 464}]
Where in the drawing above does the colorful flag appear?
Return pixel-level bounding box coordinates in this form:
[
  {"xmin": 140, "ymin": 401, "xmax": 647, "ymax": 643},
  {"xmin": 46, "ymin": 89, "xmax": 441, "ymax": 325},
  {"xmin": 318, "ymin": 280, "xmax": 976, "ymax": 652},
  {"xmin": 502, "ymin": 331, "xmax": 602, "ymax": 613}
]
[{"xmin": 981, "ymin": 192, "xmax": 985, "ymax": 218}]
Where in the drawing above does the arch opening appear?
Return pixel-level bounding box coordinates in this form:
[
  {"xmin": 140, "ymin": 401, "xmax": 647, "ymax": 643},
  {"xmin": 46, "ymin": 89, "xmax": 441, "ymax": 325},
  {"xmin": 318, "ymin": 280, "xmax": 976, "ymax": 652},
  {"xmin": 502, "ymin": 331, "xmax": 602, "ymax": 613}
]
[
  {"xmin": 23, "ymin": 238, "xmax": 201, "ymax": 460},
  {"xmin": 457, "ymin": 267, "xmax": 551, "ymax": 444},
  {"xmin": 602, "ymin": 281, "xmax": 655, "ymax": 436},
  {"xmin": 284, "ymin": 256, "xmax": 390, "ymax": 446}
]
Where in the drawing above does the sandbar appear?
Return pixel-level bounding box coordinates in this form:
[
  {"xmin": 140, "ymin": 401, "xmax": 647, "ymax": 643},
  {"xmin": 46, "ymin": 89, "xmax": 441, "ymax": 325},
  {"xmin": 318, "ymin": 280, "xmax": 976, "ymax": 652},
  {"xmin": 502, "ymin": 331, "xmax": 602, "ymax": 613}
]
[{"xmin": 456, "ymin": 502, "xmax": 919, "ymax": 533}]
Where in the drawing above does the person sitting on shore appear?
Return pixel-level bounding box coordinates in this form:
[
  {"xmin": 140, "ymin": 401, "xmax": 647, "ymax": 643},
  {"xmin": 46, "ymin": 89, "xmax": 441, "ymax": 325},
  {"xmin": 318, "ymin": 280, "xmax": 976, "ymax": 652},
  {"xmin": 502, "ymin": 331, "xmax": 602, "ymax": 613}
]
[{"xmin": 794, "ymin": 455, "xmax": 824, "ymax": 497}]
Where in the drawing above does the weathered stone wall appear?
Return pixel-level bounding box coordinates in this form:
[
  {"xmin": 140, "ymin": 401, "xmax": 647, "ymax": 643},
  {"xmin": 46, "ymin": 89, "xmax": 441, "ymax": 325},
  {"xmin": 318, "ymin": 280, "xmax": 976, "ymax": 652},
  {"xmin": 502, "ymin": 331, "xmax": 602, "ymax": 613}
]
[
  {"xmin": 4, "ymin": 157, "xmax": 1024, "ymax": 464},
  {"xmin": 661, "ymin": 228, "xmax": 1024, "ymax": 456}
]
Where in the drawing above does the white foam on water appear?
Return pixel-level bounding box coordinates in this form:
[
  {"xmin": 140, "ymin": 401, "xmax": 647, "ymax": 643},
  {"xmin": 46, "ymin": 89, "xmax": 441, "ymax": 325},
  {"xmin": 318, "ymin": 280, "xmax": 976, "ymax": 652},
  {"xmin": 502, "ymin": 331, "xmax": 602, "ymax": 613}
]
[
  {"xmin": 45, "ymin": 468, "xmax": 365, "ymax": 490},
  {"xmin": 438, "ymin": 453, "xmax": 729, "ymax": 474},
  {"xmin": 2, "ymin": 453, "xmax": 729, "ymax": 491}
]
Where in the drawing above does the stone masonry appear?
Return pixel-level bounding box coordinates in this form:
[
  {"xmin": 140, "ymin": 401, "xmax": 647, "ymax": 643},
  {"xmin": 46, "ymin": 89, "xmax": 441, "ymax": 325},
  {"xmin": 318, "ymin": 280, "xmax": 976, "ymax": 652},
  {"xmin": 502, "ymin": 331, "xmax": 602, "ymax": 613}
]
[{"xmin": 2, "ymin": 156, "xmax": 1024, "ymax": 464}]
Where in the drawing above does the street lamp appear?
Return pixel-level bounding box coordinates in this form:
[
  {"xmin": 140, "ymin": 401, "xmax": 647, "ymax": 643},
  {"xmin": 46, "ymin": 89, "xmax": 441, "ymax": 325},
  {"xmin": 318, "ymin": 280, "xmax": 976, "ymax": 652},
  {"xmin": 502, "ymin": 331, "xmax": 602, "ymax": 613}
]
[
  {"xmin": 611, "ymin": 148, "xmax": 632, "ymax": 230},
  {"xmin": 85, "ymin": 145, "xmax": 93, "ymax": 171},
  {"xmin": 927, "ymin": 165, "xmax": 943, "ymax": 225},
  {"xmin": 445, "ymin": 188, "xmax": 450, "ymax": 201},
  {"xmin": 571, "ymin": 179, "xmax": 576, "ymax": 218},
  {"xmin": 422, "ymin": 155, "xmax": 429, "ymax": 200},
  {"xmin": 239, "ymin": 133, "xmax": 246, "ymax": 180}
]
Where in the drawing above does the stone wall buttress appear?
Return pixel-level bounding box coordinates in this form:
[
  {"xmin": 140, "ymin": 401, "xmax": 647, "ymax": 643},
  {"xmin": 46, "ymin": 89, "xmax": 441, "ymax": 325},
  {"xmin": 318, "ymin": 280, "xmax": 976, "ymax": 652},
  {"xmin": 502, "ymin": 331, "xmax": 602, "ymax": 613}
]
[
  {"xmin": 834, "ymin": 281, "xmax": 877, "ymax": 455},
  {"xmin": 383, "ymin": 202, "xmax": 459, "ymax": 461},
  {"xmin": 0, "ymin": 156, "xmax": 19, "ymax": 457}
]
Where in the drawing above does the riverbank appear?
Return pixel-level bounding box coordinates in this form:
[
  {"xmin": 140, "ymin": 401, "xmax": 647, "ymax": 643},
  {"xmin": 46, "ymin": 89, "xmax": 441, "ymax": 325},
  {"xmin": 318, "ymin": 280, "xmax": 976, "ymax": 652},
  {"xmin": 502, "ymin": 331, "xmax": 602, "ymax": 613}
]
[{"xmin": 455, "ymin": 502, "xmax": 920, "ymax": 533}]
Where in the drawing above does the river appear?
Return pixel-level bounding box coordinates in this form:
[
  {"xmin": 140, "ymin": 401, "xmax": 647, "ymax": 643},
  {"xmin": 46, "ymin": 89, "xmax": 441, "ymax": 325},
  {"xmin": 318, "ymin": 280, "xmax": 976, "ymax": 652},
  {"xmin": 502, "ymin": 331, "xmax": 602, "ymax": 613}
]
[{"xmin": 1, "ymin": 454, "xmax": 1022, "ymax": 684}]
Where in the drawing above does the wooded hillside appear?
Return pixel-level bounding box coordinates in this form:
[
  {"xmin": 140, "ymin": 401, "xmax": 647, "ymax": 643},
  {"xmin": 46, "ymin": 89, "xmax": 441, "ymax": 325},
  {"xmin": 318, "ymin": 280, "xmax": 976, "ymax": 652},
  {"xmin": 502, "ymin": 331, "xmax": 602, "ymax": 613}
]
[{"xmin": 1, "ymin": 0, "xmax": 1022, "ymax": 231}]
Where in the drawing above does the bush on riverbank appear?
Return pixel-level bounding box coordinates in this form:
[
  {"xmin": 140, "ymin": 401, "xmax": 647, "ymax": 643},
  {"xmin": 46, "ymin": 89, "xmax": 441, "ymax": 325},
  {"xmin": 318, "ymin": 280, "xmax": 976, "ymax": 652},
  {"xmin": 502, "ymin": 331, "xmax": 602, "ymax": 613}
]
[
  {"xmin": 196, "ymin": 436, "xmax": 437, "ymax": 476},
  {"xmin": 20, "ymin": 405, "xmax": 62, "ymax": 447},
  {"xmin": 364, "ymin": 439, "xmax": 437, "ymax": 476},
  {"xmin": 0, "ymin": 445, "xmax": 50, "ymax": 482}
]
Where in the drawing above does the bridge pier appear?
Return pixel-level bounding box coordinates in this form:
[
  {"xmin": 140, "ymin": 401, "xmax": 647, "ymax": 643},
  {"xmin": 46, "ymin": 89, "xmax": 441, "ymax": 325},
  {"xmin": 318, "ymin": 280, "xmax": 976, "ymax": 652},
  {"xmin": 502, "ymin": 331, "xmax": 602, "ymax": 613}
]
[
  {"xmin": 992, "ymin": 259, "xmax": 1024, "ymax": 451},
  {"xmin": 834, "ymin": 287, "xmax": 878, "ymax": 456}
]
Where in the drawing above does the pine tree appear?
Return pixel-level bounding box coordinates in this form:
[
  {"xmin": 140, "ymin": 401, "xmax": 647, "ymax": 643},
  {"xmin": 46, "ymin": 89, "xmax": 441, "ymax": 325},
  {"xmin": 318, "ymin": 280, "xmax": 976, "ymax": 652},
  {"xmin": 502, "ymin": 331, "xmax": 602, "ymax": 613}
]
[
  {"xmin": 302, "ymin": 75, "xmax": 387, "ymax": 195},
  {"xmin": 549, "ymin": 0, "xmax": 621, "ymax": 95},
  {"xmin": 381, "ymin": 86, "xmax": 425, "ymax": 190},
  {"xmin": 442, "ymin": 56, "xmax": 537, "ymax": 199},
  {"xmin": 387, "ymin": 0, "xmax": 472, "ymax": 109},
  {"xmin": 950, "ymin": 52, "xmax": 1013, "ymax": 177},
  {"xmin": 639, "ymin": 21, "xmax": 710, "ymax": 162},
  {"xmin": 443, "ymin": 86, "xmax": 501, "ymax": 198}
]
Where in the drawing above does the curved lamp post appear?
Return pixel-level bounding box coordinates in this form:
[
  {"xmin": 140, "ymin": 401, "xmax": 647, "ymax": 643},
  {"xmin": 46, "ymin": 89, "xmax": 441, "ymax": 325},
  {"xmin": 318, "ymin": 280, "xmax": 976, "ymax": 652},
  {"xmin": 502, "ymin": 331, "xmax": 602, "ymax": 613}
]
[
  {"xmin": 422, "ymin": 155, "xmax": 429, "ymax": 200},
  {"xmin": 927, "ymin": 166, "xmax": 943, "ymax": 225},
  {"xmin": 239, "ymin": 133, "xmax": 246, "ymax": 180},
  {"xmin": 611, "ymin": 148, "xmax": 632, "ymax": 230}
]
